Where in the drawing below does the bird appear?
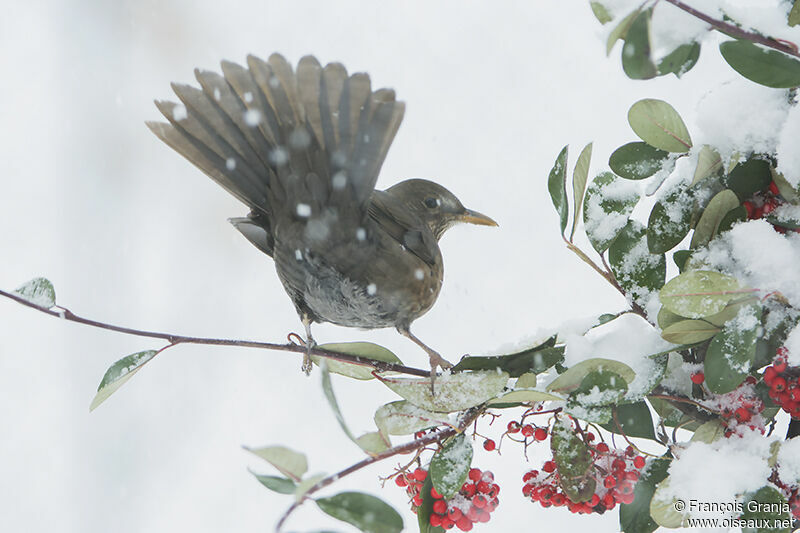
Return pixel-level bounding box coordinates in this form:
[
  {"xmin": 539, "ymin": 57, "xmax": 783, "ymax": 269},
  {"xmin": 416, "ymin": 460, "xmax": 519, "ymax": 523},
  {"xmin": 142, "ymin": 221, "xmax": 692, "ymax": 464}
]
[{"xmin": 147, "ymin": 53, "xmax": 497, "ymax": 380}]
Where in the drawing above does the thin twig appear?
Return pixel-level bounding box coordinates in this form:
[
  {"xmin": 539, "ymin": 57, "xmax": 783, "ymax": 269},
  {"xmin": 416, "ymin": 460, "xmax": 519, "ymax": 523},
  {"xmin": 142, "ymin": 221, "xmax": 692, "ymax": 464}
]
[
  {"xmin": 274, "ymin": 408, "xmax": 483, "ymax": 532},
  {"xmin": 0, "ymin": 288, "xmax": 430, "ymax": 377},
  {"xmin": 664, "ymin": 0, "xmax": 800, "ymax": 58}
]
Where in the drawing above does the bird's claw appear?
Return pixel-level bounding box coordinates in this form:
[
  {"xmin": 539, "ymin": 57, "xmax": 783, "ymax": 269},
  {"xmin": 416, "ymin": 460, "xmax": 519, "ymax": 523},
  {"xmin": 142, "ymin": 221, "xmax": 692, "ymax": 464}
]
[
  {"xmin": 301, "ymin": 337, "xmax": 317, "ymax": 376},
  {"xmin": 428, "ymin": 352, "xmax": 453, "ymax": 395}
]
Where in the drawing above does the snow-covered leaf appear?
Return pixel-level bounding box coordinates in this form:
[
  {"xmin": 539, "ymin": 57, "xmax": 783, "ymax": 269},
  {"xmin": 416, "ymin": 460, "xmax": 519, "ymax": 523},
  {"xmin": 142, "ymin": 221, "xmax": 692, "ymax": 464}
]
[
  {"xmin": 571, "ymin": 142, "xmax": 593, "ymax": 239},
  {"xmin": 660, "ymin": 319, "xmax": 720, "ymax": 344},
  {"xmin": 650, "ymin": 478, "xmax": 684, "ymax": 528},
  {"xmin": 658, "ymin": 42, "xmax": 700, "ymax": 78},
  {"xmin": 719, "ymin": 40, "xmax": 800, "ymax": 88},
  {"xmin": 659, "ymin": 270, "xmax": 742, "ymax": 319},
  {"xmin": 551, "ymin": 417, "xmax": 595, "ymax": 502},
  {"xmin": 619, "ymin": 457, "xmax": 669, "ymax": 533},
  {"xmin": 628, "ymin": 99, "xmax": 692, "ymax": 153},
  {"xmin": 602, "ymin": 401, "xmax": 656, "ymax": 441},
  {"xmin": 690, "ymin": 189, "xmax": 740, "ymax": 249},
  {"xmin": 548, "ymin": 145, "xmax": 569, "ymax": 236},
  {"xmin": 250, "ymin": 472, "xmax": 297, "ymax": 494},
  {"xmin": 355, "ymin": 432, "xmax": 389, "ymax": 455},
  {"xmin": 373, "ymin": 400, "xmax": 445, "ymax": 436},
  {"xmin": 691, "ymin": 145, "xmax": 723, "ymax": 185},
  {"xmin": 704, "ymin": 304, "xmax": 762, "ymax": 394},
  {"xmin": 569, "ymin": 369, "xmax": 628, "ymax": 407},
  {"xmin": 245, "ymin": 445, "xmax": 308, "ymax": 481},
  {"xmin": 377, "ymin": 371, "xmax": 509, "ymax": 413},
  {"xmin": 609, "ymin": 220, "xmax": 666, "ymax": 306},
  {"xmin": 89, "ymin": 350, "xmax": 158, "ymax": 411},
  {"xmin": 690, "ymin": 420, "xmax": 725, "ymax": 443},
  {"xmin": 312, "ymin": 342, "xmax": 402, "ymax": 380},
  {"xmin": 740, "ymin": 486, "xmax": 790, "ymax": 532},
  {"xmin": 583, "ymin": 171, "xmax": 640, "ymax": 253},
  {"xmin": 609, "ymin": 141, "xmax": 669, "ymax": 180},
  {"xmin": 622, "ymin": 9, "xmax": 657, "ymax": 80},
  {"xmin": 429, "ymin": 433, "xmax": 473, "ymax": 499},
  {"xmin": 14, "ymin": 277, "xmax": 56, "ymax": 308},
  {"xmin": 647, "ymin": 185, "xmax": 692, "ymax": 253},
  {"xmin": 488, "ymin": 389, "xmax": 563, "ymax": 405},
  {"xmin": 547, "ymin": 358, "xmax": 636, "ymax": 394},
  {"xmin": 316, "ymin": 492, "xmax": 403, "ymax": 533},
  {"xmin": 607, "ymin": 8, "xmax": 641, "ymax": 55}
]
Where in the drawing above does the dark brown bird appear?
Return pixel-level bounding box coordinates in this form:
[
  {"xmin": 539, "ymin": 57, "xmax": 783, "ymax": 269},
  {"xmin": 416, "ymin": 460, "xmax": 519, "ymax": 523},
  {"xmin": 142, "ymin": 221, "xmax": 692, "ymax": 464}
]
[{"xmin": 147, "ymin": 53, "xmax": 497, "ymax": 377}]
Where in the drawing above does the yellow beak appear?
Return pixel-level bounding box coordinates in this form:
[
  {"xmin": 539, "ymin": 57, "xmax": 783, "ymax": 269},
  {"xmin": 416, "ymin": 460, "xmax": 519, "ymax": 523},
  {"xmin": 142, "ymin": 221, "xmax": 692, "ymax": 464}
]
[{"xmin": 460, "ymin": 209, "xmax": 499, "ymax": 227}]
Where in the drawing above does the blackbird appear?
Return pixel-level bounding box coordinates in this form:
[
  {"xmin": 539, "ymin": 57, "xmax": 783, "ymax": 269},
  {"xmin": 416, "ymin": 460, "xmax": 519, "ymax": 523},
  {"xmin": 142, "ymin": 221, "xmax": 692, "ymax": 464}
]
[{"xmin": 147, "ymin": 53, "xmax": 497, "ymax": 378}]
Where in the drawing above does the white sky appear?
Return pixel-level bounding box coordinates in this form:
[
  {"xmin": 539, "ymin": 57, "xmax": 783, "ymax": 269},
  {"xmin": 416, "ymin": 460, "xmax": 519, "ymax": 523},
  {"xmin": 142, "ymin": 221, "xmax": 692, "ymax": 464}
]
[{"xmin": 0, "ymin": 1, "xmax": 786, "ymax": 532}]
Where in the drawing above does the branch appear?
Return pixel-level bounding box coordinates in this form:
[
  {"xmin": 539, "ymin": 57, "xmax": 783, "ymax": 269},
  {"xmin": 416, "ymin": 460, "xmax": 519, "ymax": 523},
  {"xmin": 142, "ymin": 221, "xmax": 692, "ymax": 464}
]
[
  {"xmin": 664, "ymin": 0, "xmax": 800, "ymax": 58},
  {"xmin": 274, "ymin": 407, "xmax": 483, "ymax": 532},
  {"xmin": 0, "ymin": 288, "xmax": 430, "ymax": 377}
]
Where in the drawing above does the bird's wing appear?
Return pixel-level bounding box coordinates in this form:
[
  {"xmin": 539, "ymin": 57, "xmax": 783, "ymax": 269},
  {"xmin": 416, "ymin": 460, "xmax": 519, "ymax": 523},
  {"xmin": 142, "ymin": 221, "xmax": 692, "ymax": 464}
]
[
  {"xmin": 147, "ymin": 53, "xmax": 405, "ymax": 248},
  {"xmin": 368, "ymin": 190, "xmax": 438, "ymax": 267}
]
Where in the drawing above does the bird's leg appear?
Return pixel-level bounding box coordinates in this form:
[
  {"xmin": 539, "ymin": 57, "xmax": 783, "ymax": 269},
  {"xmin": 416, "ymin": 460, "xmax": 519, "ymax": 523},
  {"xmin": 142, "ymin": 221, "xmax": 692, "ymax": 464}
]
[
  {"xmin": 301, "ymin": 314, "xmax": 316, "ymax": 375},
  {"xmin": 397, "ymin": 327, "xmax": 452, "ymax": 393}
]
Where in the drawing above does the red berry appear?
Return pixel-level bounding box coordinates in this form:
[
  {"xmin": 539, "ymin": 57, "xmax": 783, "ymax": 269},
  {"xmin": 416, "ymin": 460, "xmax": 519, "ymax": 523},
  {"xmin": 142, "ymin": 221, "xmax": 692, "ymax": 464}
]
[
  {"xmin": 586, "ymin": 432, "xmax": 596, "ymax": 442},
  {"xmin": 456, "ymin": 517, "xmax": 473, "ymax": 531},
  {"xmin": 625, "ymin": 446, "xmax": 635, "ymax": 457},
  {"xmin": 769, "ymin": 181, "xmax": 780, "ymax": 196},
  {"xmin": 522, "ymin": 470, "xmax": 537, "ymax": 482},
  {"xmin": 440, "ymin": 516, "xmax": 454, "ymax": 530},
  {"xmin": 595, "ymin": 442, "xmax": 609, "ymax": 453},
  {"xmin": 477, "ymin": 510, "xmax": 491, "ymax": 523},
  {"xmin": 743, "ymin": 201, "xmax": 755, "ymax": 218},
  {"xmin": 448, "ymin": 507, "xmax": 463, "ymax": 521},
  {"xmin": 468, "ymin": 468, "xmax": 482, "ymax": 482},
  {"xmin": 395, "ymin": 475, "xmax": 408, "ymax": 487},
  {"xmin": 506, "ymin": 421, "xmax": 521, "ymax": 433},
  {"xmin": 473, "ymin": 494, "xmax": 487, "ymax": 508},
  {"xmin": 413, "ymin": 468, "xmax": 427, "ymax": 481},
  {"xmin": 590, "ymin": 494, "xmax": 600, "ymax": 507},
  {"xmin": 633, "ymin": 456, "xmax": 646, "ymax": 469},
  {"xmin": 477, "ymin": 481, "xmax": 490, "ymax": 494},
  {"xmin": 462, "ymin": 483, "xmax": 476, "ymax": 497},
  {"xmin": 433, "ymin": 499, "xmax": 447, "ymax": 515},
  {"xmin": 774, "ymin": 359, "xmax": 788, "ymax": 374},
  {"xmin": 431, "ymin": 486, "xmax": 442, "ymax": 499},
  {"xmin": 762, "ymin": 202, "xmax": 776, "ymax": 215},
  {"xmin": 542, "ymin": 461, "xmax": 556, "ymax": 473},
  {"xmin": 764, "ymin": 366, "xmax": 777, "ymax": 385},
  {"xmin": 483, "ymin": 439, "xmax": 496, "ymax": 451},
  {"xmin": 534, "ymin": 427, "xmax": 548, "ymax": 441},
  {"xmin": 604, "ymin": 475, "xmax": 617, "ymax": 488},
  {"xmin": 430, "ymin": 514, "xmax": 443, "ymax": 527},
  {"xmin": 691, "ymin": 372, "xmax": 705, "ymax": 384},
  {"xmin": 734, "ymin": 407, "xmax": 752, "ymax": 423},
  {"xmin": 412, "ymin": 495, "xmax": 423, "ymax": 506},
  {"xmin": 773, "ymin": 377, "xmax": 788, "ymax": 393},
  {"xmin": 521, "ymin": 425, "xmax": 535, "ymax": 438},
  {"xmin": 612, "ymin": 458, "xmax": 627, "ymax": 471}
]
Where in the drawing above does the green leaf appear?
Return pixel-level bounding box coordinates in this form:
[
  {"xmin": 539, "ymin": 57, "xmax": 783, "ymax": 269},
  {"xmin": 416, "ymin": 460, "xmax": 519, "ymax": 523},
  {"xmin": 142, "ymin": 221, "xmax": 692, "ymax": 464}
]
[
  {"xmin": 547, "ymin": 358, "xmax": 636, "ymax": 394},
  {"xmin": 89, "ymin": 350, "xmax": 158, "ymax": 411},
  {"xmin": 673, "ymin": 250, "xmax": 691, "ymax": 272},
  {"xmin": 727, "ymin": 158, "xmax": 773, "ymax": 200},
  {"xmin": 791, "ymin": 1, "xmax": 800, "ymax": 26},
  {"xmin": 312, "ymin": 342, "xmax": 402, "ymax": 380},
  {"xmin": 591, "ymin": 1, "xmax": 613, "ymax": 24},
  {"xmin": 570, "ymin": 369, "xmax": 628, "ymax": 406},
  {"xmin": 295, "ymin": 473, "xmax": 326, "ymax": 502},
  {"xmin": 316, "ymin": 492, "xmax": 403, "ymax": 533},
  {"xmin": 609, "ymin": 141, "xmax": 670, "ymax": 180},
  {"xmin": 647, "ymin": 185, "xmax": 692, "ymax": 253},
  {"xmin": 628, "ymin": 99, "xmax": 692, "ymax": 153},
  {"xmin": 658, "ymin": 42, "xmax": 701, "ymax": 77},
  {"xmin": 488, "ymin": 389, "xmax": 563, "ymax": 405},
  {"xmin": 717, "ymin": 205, "xmax": 747, "ymax": 234},
  {"xmin": 620, "ymin": 457, "xmax": 670, "ymax": 533},
  {"xmin": 550, "ymin": 417, "xmax": 596, "ymax": 502},
  {"xmin": 250, "ymin": 472, "xmax": 297, "ymax": 494},
  {"xmin": 452, "ymin": 345, "xmax": 565, "ymax": 377},
  {"xmin": 245, "ymin": 445, "xmax": 308, "ymax": 481},
  {"xmin": 607, "ymin": 8, "xmax": 642, "ymax": 55},
  {"xmin": 659, "ymin": 270, "xmax": 743, "ymax": 318},
  {"xmin": 355, "ymin": 432, "xmax": 389, "ymax": 455},
  {"xmin": 692, "ymin": 145, "xmax": 723, "ymax": 185},
  {"xmin": 741, "ymin": 486, "xmax": 790, "ymax": 533},
  {"xmin": 720, "ymin": 40, "xmax": 800, "ymax": 88},
  {"xmin": 417, "ymin": 475, "xmax": 446, "ymax": 533},
  {"xmin": 690, "ymin": 189, "xmax": 740, "ymax": 248},
  {"xmin": 548, "ymin": 145, "xmax": 569, "ymax": 236},
  {"xmin": 320, "ymin": 361, "xmax": 357, "ymax": 444},
  {"xmin": 373, "ymin": 400, "xmax": 445, "ymax": 436},
  {"xmin": 14, "ymin": 277, "xmax": 56, "ymax": 308},
  {"xmin": 377, "ymin": 371, "xmax": 509, "ymax": 413},
  {"xmin": 660, "ymin": 319, "xmax": 720, "ymax": 344},
  {"xmin": 705, "ymin": 304, "xmax": 762, "ymax": 394},
  {"xmin": 690, "ymin": 420, "xmax": 725, "ymax": 443},
  {"xmin": 609, "ymin": 220, "xmax": 666, "ymax": 305},
  {"xmin": 583, "ymin": 171, "xmax": 640, "ymax": 253},
  {"xmin": 650, "ymin": 479, "xmax": 684, "ymax": 527},
  {"xmin": 622, "ymin": 9, "xmax": 657, "ymax": 80},
  {"xmin": 703, "ymin": 296, "xmax": 759, "ymax": 327},
  {"xmin": 772, "ymin": 167, "xmax": 800, "ymax": 202},
  {"xmin": 571, "ymin": 142, "xmax": 593, "ymax": 240},
  {"xmin": 429, "ymin": 433, "xmax": 473, "ymax": 499},
  {"xmin": 602, "ymin": 401, "xmax": 656, "ymax": 441}
]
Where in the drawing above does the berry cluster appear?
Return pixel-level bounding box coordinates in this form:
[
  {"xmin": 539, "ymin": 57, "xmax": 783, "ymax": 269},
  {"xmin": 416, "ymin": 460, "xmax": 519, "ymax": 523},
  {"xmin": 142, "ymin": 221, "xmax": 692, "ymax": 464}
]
[
  {"xmin": 395, "ymin": 467, "xmax": 499, "ymax": 531},
  {"xmin": 742, "ymin": 180, "xmax": 798, "ymax": 234},
  {"xmin": 764, "ymin": 348, "xmax": 800, "ymax": 419},
  {"xmin": 522, "ymin": 443, "xmax": 645, "ymax": 514},
  {"xmin": 698, "ymin": 377, "xmax": 765, "ymax": 436},
  {"xmin": 506, "ymin": 420, "xmax": 549, "ymax": 442},
  {"xmin": 773, "ymin": 476, "xmax": 800, "ymax": 520}
]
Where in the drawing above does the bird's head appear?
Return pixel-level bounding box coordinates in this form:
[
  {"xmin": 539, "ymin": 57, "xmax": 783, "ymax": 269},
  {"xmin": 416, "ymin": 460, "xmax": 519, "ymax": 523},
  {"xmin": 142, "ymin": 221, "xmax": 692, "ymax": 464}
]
[{"xmin": 386, "ymin": 178, "xmax": 498, "ymax": 240}]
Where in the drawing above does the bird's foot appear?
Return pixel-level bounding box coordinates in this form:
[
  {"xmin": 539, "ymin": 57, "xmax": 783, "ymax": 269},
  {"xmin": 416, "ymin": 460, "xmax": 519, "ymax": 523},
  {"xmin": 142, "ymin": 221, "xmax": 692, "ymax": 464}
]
[
  {"xmin": 301, "ymin": 337, "xmax": 316, "ymax": 375},
  {"xmin": 427, "ymin": 350, "xmax": 453, "ymax": 395}
]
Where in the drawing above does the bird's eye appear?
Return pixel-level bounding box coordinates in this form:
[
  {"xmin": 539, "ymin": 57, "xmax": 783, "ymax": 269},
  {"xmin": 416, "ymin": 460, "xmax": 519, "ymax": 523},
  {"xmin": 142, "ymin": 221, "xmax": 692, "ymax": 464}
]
[{"xmin": 424, "ymin": 197, "xmax": 440, "ymax": 209}]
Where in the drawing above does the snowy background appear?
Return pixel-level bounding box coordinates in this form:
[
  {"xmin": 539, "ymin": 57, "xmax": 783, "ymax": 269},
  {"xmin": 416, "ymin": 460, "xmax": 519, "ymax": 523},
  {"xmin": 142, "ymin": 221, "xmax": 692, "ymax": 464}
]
[{"xmin": 0, "ymin": 1, "xmax": 795, "ymax": 532}]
